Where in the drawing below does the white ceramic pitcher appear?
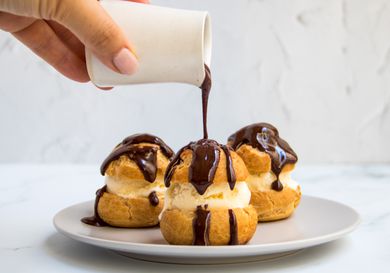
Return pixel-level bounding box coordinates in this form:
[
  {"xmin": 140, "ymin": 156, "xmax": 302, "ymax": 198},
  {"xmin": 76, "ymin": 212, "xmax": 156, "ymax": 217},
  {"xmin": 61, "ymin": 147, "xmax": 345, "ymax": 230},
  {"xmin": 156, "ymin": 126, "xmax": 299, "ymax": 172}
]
[{"xmin": 86, "ymin": 0, "xmax": 212, "ymax": 88}]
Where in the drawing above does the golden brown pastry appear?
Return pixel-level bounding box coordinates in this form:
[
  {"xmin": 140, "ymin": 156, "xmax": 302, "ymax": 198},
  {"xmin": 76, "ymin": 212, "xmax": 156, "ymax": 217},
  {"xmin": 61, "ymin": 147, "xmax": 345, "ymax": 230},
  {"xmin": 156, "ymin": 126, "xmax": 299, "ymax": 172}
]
[
  {"xmin": 228, "ymin": 123, "xmax": 301, "ymax": 222},
  {"xmin": 81, "ymin": 134, "xmax": 174, "ymax": 228},
  {"xmin": 160, "ymin": 139, "xmax": 258, "ymax": 245}
]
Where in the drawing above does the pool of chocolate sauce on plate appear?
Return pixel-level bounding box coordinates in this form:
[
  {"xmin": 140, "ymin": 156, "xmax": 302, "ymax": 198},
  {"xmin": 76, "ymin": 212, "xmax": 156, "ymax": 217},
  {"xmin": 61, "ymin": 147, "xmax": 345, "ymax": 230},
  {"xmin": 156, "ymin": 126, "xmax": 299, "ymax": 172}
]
[{"xmin": 81, "ymin": 186, "xmax": 108, "ymax": 226}]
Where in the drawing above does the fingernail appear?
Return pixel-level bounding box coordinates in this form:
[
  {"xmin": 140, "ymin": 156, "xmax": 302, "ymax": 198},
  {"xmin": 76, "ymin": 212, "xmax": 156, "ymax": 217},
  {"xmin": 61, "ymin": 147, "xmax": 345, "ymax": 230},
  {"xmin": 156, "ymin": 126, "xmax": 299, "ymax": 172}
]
[
  {"xmin": 93, "ymin": 83, "xmax": 113, "ymax": 91},
  {"xmin": 113, "ymin": 48, "xmax": 139, "ymax": 75}
]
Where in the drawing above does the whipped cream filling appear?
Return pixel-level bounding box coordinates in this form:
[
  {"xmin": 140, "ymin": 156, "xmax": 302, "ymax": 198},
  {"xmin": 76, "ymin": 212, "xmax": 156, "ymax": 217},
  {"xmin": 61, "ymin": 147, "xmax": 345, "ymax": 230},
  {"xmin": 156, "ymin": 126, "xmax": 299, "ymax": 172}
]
[
  {"xmin": 161, "ymin": 181, "xmax": 251, "ymax": 212},
  {"xmin": 105, "ymin": 176, "xmax": 165, "ymax": 199},
  {"xmin": 246, "ymin": 171, "xmax": 299, "ymax": 192}
]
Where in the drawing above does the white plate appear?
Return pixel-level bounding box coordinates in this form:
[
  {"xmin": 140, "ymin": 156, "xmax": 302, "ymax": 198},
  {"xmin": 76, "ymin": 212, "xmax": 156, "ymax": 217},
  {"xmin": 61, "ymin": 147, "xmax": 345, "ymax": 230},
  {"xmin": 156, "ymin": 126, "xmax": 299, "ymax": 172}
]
[{"xmin": 53, "ymin": 195, "xmax": 360, "ymax": 264}]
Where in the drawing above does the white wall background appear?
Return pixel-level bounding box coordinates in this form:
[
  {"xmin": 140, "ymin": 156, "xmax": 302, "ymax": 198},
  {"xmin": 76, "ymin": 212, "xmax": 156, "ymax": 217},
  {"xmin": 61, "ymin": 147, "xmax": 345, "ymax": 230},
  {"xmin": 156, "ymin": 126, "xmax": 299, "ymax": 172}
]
[{"xmin": 0, "ymin": 0, "xmax": 389, "ymax": 164}]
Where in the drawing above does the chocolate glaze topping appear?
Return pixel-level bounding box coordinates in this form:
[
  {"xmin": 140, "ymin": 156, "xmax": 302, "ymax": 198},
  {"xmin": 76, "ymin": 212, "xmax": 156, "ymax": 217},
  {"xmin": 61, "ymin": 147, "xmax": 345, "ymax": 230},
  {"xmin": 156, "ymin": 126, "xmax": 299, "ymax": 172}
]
[
  {"xmin": 193, "ymin": 205, "xmax": 211, "ymax": 245},
  {"xmin": 189, "ymin": 139, "xmax": 220, "ymax": 195},
  {"xmin": 100, "ymin": 133, "xmax": 174, "ymax": 182},
  {"xmin": 228, "ymin": 209, "xmax": 239, "ymax": 245},
  {"xmin": 81, "ymin": 186, "xmax": 109, "ymax": 227},
  {"xmin": 164, "ymin": 139, "xmax": 237, "ymax": 195},
  {"xmin": 228, "ymin": 123, "xmax": 298, "ymax": 191},
  {"xmin": 148, "ymin": 191, "xmax": 159, "ymax": 207},
  {"xmin": 192, "ymin": 206, "xmax": 239, "ymax": 246},
  {"xmin": 82, "ymin": 134, "xmax": 173, "ymax": 226},
  {"xmin": 221, "ymin": 145, "xmax": 237, "ymax": 190}
]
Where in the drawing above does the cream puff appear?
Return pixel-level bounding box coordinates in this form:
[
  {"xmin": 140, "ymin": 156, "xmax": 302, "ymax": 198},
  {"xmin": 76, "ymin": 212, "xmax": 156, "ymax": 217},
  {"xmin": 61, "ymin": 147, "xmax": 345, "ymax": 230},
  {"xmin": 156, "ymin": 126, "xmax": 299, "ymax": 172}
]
[
  {"xmin": 228, "ymin": 123, "xmax": 301, "ymax": 222},
  {"xmin": 81, "ymin": 133, "xmax": 174, "ymax": 227},
  {"xmin": 160, "ymin": 139, "xmax": 257, "ymax": 245}
]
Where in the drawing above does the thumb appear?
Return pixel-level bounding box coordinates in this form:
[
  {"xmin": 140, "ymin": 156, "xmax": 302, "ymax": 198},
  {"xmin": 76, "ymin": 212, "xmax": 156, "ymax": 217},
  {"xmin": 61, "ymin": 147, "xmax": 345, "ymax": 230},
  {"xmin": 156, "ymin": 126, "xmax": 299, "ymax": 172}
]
[
  {"xmin": 54, "ymin": 0, "xmax": 139, "ymax": 75},
  {"xmin": 0, "ymin": 0, "xmax": 139, "ymax": 75}
]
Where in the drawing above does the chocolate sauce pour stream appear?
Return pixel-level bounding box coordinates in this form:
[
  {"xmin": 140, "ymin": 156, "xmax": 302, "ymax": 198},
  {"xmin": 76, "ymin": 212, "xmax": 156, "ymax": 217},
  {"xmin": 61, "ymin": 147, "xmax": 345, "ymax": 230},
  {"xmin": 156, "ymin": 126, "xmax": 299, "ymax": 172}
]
[
  {"xmin": 228, "ymin": 123, "xmax": 298, "ymax": 191},
  {"xmin": 165, "ymin": 65, "xmax": 236, "ymax": 194},
  {"xmin": 201, "ymin": 65, "xmax": 212, "ymax": 139}
]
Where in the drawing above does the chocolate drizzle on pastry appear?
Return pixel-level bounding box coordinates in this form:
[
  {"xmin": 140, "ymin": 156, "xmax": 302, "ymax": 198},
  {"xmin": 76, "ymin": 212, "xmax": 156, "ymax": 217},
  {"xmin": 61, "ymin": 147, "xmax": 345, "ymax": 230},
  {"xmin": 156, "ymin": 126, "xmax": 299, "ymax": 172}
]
[
  {"xmin": 100, "ymin": 133, "xmax": 174, "ymax": 182},
  {"xmin": 192, "ymin": 206, "xmax": 239, "ymax": 246},
  {"xmin": 228, "ymin": 209, "xmax": 239, "ymax": 245},
  {"xmin": 122, "ymin": 134, "xmax": 174, "ymax": 159},
  {"xmin": 148, "ymin": 191, "xmax": 159, "ymax": 207},
  {"xmin": 164, "ymin": 139, "xmax": 237, "ymax": 195},
  {"xmin": 189, "ymin": 139, "xmax": 220, "ymax": 195},
  {"xmin": 164, "ymin": 139, "xmax": 241, "ymax": 245},
  {"xmin": 81, "ymin": 186, "xmax": 109, "ymax": 227},
  {"xmin": 221, "ymin": 145, "xmax": 237, "ymax": 190},
  {"xmin": 228, "ymin": 123, "xmax": 298, "ymax": 191},
  {"xmin": 193, "ymin": 205, "xmax": 211, "ymax": 245},
  {"xmin": 82, "ymin": 134, "xmax": 173, "ymax": 226}
]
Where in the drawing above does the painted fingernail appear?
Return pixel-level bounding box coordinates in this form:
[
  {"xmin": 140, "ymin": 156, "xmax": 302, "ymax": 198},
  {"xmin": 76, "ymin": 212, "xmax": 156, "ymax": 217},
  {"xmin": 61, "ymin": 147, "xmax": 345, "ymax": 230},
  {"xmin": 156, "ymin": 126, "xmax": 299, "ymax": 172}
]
[
  {"xmin": 93, "ymin": 83, "xmax": 113, "ymax": 91},
  {"xmin": 113, "ymin": 48, "xmax": 139, "ymax": 75}
]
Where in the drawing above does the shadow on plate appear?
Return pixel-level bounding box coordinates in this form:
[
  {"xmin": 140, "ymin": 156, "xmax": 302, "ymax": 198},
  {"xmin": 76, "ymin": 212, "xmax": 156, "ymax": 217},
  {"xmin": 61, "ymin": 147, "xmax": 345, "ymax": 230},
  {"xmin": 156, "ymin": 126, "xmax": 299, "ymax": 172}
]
[{"xmin": 43, "ymin": 233, "xmax": 350, "ymax": 272}]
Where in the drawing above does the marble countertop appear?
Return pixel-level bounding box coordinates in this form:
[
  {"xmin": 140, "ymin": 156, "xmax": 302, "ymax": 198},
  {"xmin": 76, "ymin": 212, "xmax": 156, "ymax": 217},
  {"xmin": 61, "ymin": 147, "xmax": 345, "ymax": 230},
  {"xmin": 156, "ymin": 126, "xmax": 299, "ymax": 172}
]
[{"xmin": 1, "ymin": 164, "xmax": 389, "ymax": 272}]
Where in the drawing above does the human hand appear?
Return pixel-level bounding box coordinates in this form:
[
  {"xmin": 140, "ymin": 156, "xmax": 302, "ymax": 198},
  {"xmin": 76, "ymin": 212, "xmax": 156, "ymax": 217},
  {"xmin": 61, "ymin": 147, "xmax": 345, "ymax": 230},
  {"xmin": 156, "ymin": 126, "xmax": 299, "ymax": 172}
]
[{"xmin": 0, "ymin": 0, "xmax": 149, "ymax": 84}]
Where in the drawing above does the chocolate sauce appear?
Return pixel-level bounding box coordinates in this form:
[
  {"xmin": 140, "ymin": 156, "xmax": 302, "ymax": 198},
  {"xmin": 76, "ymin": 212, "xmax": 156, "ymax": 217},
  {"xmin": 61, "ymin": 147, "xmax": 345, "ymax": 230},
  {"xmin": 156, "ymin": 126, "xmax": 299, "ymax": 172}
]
[
  {"xmin": 192, "ymin": 205, "xmax": 211, "ymax": 245},
  {"xmin": 164, "ymin": 65, "xmax": 232, "ymax": 195},
  {"xmin": 148, "ymin": 191, "xmax": 159, "ymax": 207},
  {"xmin": 100, "ymin": 133, "xmax": 174, "ymax": 182},
  {"xmin": 165, "ymin": 139, "xmax": 237, "ymax": 195},
  {"xmin": 228, "ymin": 123, "xmax": 298, "ymax": 191},
  {"xmin": 81, "ymin": 186, "xmax": 109, "ymax": 227},
  {"xmin": 201, "ymin": 65, "xmax": 212, "ymax": 139},
  {"xmin": 122, "ymin": 134, "xmax": 174, "ymax": 159},
  {"xmin": 221, "ymin": 145, "xmax": 237, "ymax": 190},
  {"xmin": 189, "ymin": 139, "xmax": 220, "ymax": 195},
  {"xmin": 228, "ymin": 209, "xmax": 239, "ymax": 245}
]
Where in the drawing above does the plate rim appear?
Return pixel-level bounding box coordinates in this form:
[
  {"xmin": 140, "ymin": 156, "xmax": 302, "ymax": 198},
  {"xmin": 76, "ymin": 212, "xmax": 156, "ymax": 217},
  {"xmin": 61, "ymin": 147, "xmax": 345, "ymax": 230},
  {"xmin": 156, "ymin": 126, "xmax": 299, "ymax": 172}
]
[{"xmin": 53, "ymin": 195, "xmax": 361, "ymax": 257}]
